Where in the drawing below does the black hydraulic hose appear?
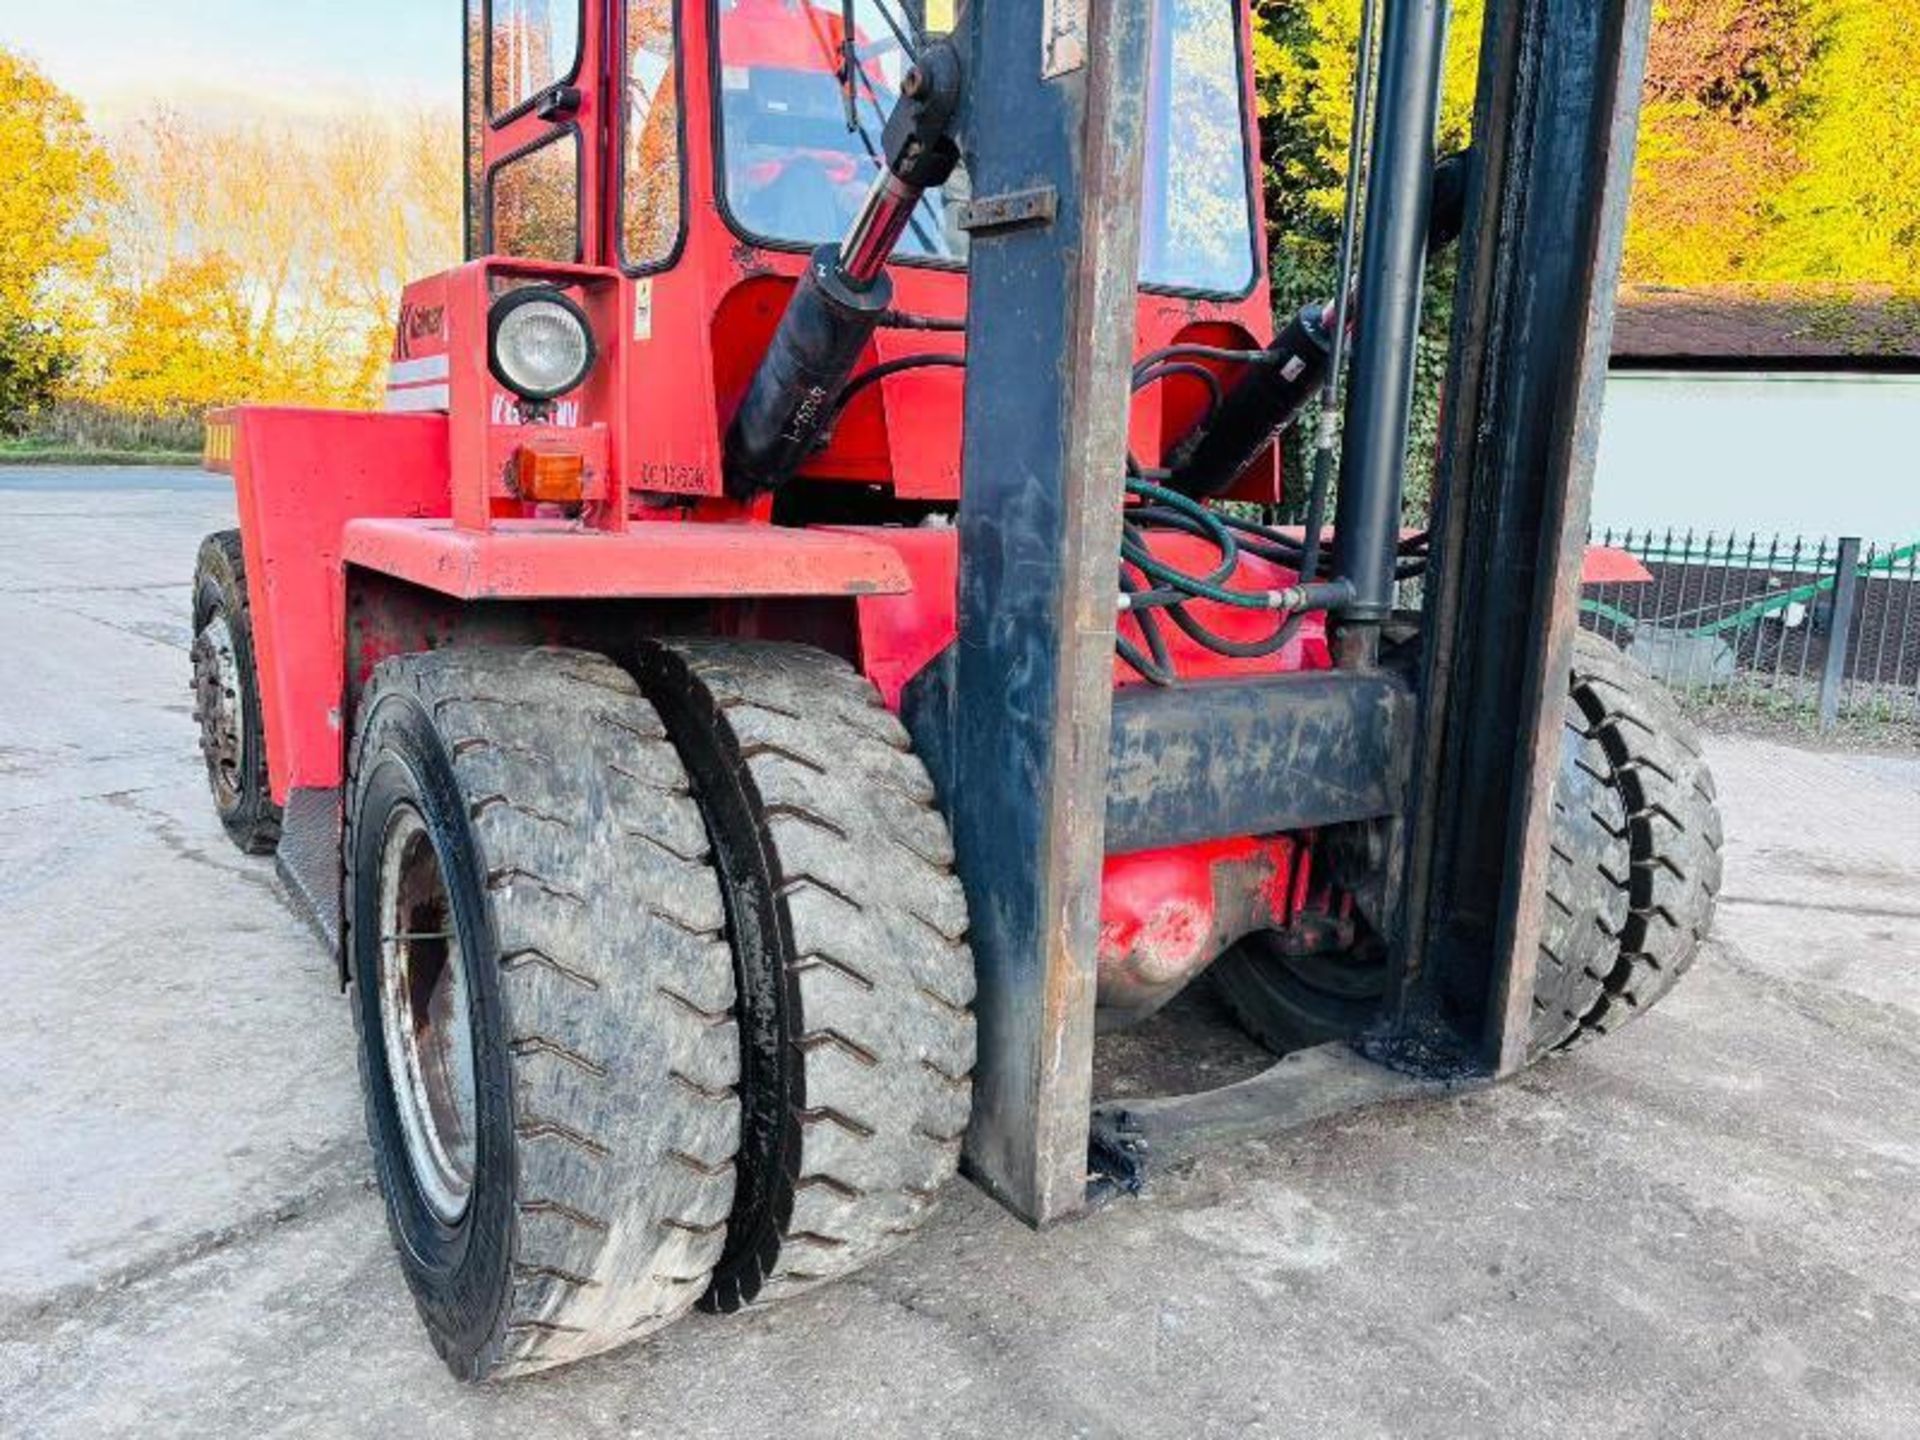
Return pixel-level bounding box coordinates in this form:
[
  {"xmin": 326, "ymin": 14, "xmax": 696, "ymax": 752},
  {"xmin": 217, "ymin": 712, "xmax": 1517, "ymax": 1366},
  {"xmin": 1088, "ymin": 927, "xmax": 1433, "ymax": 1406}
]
[
  {"xmin": 1298, "ymin": 434, "xmax": 1336, "ymax": 583},
  {"xmin": 1117, "ymin": 564, "xmax": 1180, "ymax": 686},
  {"xmin": 1133, "ymin": 344, "xmax": 1276, "ymax": 374},
  {"xmin": 1164, "ymin": 603, "xmax": 1309, "ymax": 660},
  {"xmin": 1132, "ymin": 361, "xmax": 1227, "ymax": 428},
  {"xmin": 1129, "ymin": 504, "xmax": 1317, "ymax": 576},
  {"xmin": 820, "ymin": 352, "xmax": 966, "ymax": 432}
]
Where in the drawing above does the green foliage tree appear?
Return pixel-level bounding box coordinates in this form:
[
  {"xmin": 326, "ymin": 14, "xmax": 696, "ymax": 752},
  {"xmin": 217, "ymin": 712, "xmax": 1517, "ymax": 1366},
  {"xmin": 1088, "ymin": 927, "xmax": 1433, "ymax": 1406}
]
[
  {"xmin": 1251, "ymin": 0, "xmax": 1483, "ymax": 518},
  {"xmin": 0, "ymin": 48, "xmax": 112, "ymax": 433},
  {"xmin": 1753, "ymin": 0, "xmax": 1920, "ymax": 289}
]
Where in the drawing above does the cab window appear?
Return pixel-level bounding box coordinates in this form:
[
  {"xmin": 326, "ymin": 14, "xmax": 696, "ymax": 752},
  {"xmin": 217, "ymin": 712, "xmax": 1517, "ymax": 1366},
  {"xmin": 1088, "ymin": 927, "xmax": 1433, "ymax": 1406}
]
[
  {"xmin": 490, "ymin": 0, "xmax": 583, "ymax": 118},
  {"xmin": 709, "ymin": 0, "xmax": 1257, "ymax": 296},
  {"xmin": 490, "ymin": 130, "xmax": 582, "ymax": 263},
  {"xmin": 623, "ymin": 0, "xmax": 684, "ymax": 269},
  {"xmin": 1140, "ymin": 0, "xmax": 1257, "ymax": 294},
  {"xmin": 714, "ymin": 0, "xmax": 967, "ymax": 263}
]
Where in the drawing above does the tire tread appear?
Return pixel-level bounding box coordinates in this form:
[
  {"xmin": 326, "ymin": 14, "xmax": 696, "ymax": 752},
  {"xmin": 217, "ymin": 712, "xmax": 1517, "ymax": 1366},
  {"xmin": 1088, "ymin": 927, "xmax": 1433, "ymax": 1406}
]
[
  {"xmin": 643, "ymin": 641, "xmax": 975, "ymax": 1313},
  {"xmin": 1560, "ymin": 630, "xmax": 1724, "ymax": 1047},
  {"xmin": 351, "ymin": 647, "xmax": 739, "ymax": 1380}
]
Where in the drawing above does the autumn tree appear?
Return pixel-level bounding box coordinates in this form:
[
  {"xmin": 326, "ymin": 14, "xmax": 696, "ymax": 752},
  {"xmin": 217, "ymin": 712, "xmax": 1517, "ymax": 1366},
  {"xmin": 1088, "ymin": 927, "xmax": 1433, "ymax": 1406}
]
[
  {"xmin": 1624, "ymin": 0, "xmax": 1823, "ymax": 283},
  {"xmin": 0, "ymin": 48, "xmax": 112, "ymax": 432},
  {"xmin": 94, "ymin": 107, "xmax": 462, "ymax": 416}
]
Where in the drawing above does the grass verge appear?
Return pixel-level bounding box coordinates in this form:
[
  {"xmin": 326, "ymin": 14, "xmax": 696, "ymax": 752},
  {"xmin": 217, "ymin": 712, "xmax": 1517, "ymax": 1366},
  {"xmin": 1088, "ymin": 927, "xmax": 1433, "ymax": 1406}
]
[{"xmin": 0, "ymin": 444, "xmax": 203, "ymax": 467}]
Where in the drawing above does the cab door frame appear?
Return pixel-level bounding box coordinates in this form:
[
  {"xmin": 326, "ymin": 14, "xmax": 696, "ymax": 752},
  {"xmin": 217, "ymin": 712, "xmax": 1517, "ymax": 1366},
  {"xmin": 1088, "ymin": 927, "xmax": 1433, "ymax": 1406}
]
[{"xmin": 465, "ymin": 0, "xmax": 614, "ymax": 266}]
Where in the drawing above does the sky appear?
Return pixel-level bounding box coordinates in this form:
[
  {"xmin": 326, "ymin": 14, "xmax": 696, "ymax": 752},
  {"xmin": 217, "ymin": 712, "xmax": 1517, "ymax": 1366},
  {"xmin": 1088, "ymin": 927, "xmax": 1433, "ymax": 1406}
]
[{"xmin": 0, "ymin": 0, "xmax": 458, "ymax": 123}]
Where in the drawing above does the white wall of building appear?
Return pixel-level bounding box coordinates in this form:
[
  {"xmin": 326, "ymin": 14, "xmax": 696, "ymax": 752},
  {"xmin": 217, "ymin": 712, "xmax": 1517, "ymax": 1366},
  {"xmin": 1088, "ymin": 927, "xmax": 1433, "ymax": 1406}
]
[{"xmin": 1591, "ymin": 370, "xmax": 1920, "ymax": 541}]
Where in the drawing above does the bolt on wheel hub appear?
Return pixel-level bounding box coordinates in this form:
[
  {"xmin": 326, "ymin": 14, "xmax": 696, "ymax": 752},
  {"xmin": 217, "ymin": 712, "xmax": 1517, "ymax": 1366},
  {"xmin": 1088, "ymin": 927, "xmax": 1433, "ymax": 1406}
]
[{"xmin": 191, "ymin": 616, "xmax": 243, "ymax": 811}]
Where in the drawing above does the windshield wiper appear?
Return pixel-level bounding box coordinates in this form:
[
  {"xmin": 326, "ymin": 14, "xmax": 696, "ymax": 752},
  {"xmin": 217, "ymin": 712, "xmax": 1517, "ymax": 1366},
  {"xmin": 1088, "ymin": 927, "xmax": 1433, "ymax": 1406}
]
[
  {"xmin": 815, "ymin": 1, "xmax": 946, "ymax": 256},
  {"xmin": 839, "ymin": 0, "xmax": 862, "ymax": 131},
  {"xmin": 825, "ymin": 2, "xmax": 944, "ymax": 256},
  {"xmin": 838, "ymin": 0, "xmax": 924, "ymax": 129}
]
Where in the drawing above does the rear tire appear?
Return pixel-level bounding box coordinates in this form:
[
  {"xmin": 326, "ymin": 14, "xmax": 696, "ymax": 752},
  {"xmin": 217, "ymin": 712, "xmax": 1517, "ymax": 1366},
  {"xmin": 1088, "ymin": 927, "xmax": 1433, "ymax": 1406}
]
[
  {"xmin": 191, "ymin": 531, "xmax": 280, "ymax": 854},
  {"xmin": 347, "ymin": 647, "xmax": 740, "ymax": 1380},
  {"xmin": 634, "ymin": 640, "xmax": 976, "ymax": 1313}
]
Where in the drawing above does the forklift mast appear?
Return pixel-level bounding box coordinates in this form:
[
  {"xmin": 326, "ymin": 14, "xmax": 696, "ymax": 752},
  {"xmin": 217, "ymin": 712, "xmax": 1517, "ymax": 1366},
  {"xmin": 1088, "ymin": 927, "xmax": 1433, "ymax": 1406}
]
[{"xmin": 946, "ymin": 0, "xmax": 1652, "ymax": 1217}]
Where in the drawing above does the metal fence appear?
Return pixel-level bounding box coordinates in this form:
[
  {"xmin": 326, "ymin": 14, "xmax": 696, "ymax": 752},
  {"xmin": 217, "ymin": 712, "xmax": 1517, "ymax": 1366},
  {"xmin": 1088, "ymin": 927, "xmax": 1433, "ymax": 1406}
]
[{"xmin": 1582, "ymin": 529, "xmax": 1920, "ymax": 738}]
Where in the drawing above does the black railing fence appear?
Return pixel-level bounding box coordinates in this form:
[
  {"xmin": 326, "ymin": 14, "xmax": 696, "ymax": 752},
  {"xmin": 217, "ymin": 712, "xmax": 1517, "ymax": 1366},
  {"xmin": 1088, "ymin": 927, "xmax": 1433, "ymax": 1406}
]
[{"xmin": 1581, "ymin": 529, "xmax": 1920, "ymax": 735}]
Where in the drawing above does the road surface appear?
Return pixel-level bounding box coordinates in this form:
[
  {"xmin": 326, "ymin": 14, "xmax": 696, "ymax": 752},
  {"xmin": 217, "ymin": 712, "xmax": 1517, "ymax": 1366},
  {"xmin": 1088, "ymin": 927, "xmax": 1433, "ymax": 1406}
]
[{"xmin": 3, "ymin": 468, "xmax": 1918, "ymax": 1438}]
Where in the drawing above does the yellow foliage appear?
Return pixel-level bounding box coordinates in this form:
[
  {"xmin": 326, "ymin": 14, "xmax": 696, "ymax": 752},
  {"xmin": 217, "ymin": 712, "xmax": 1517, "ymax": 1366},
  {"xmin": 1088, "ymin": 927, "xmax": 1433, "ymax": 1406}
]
[
  {"xmin": 0, "ymin": 47, "xmax": 113, "ymax": 423},
  {"xmin": 1255, "ymin": 0, "xmax": 1483, "ymax": 241},
  {"xmin": 88, "ymin": 107, "xmax": 462, "ymax": 416},
  {"xmin": 1754, "ymin": 0, "xmax": 1920, "ymax": 286},
  {"xmin": 1622, "ymin": 0, "xmax": 1915, "ymax": 291},
  {"xmin": 95, "ymin": 254, "xmax": 266, "ymax": 414},
  {"xmin": 0, "ymin": 49, "xmax": 111, "ymax": 317}
]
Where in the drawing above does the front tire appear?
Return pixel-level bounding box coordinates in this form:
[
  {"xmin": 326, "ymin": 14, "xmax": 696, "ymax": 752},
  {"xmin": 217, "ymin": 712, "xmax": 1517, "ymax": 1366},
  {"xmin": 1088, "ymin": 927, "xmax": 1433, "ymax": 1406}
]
[
  {"xmin": 1215, "ymin": 631, "xmax": 1712, "ymax": 1060},
  {"xmin": 347, "ymin": 647, "xmax": 740, "ymax": 1380},
  {"xmin": 634, "ymin": 641, "xmax": 976, "ymax": 1313},
  {"xmin": 1559, "ymin": 627, "xmax": 1723, "ymax": 1045}
]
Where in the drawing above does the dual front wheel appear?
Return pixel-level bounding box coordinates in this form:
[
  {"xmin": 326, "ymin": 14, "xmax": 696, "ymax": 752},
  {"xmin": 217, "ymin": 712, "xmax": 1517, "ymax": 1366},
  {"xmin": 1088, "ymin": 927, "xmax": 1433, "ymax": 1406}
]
[
  {"xmin": 344, "ymin": 644, "xmax": 975, "ymax": 1379},
  {"xmin": 1213, "ymin": 629, "xmax": 1724, "ymax": 1059}
]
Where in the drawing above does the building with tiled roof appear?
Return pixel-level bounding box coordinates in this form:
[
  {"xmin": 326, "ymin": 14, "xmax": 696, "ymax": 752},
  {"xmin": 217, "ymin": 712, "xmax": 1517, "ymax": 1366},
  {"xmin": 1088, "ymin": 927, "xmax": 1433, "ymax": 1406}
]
[{"xmin": 1612, "ymin": 284, "xmax": 1920, "ymax": 370}]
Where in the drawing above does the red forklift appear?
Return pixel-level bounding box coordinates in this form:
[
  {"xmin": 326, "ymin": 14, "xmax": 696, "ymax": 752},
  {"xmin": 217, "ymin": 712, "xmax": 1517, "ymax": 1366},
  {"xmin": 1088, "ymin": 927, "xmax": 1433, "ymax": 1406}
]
[{"xmin": 190, "ymin": 0, "xmax": 1720, "ymax": 1380}]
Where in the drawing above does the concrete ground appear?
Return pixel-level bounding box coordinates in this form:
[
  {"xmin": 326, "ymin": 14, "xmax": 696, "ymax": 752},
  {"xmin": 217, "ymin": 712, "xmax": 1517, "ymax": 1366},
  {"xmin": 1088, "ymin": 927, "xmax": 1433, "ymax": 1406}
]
[{"xmin": 2, "ymin": 467, "xmax": 1918, "ymax": 1439}]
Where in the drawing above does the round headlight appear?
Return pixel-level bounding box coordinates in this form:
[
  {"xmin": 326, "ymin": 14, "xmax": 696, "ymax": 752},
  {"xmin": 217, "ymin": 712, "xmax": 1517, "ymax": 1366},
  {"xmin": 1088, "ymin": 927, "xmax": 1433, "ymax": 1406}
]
[{"xmin": 488, "ymin": 286, "xmax": 596, "ymax": 403}]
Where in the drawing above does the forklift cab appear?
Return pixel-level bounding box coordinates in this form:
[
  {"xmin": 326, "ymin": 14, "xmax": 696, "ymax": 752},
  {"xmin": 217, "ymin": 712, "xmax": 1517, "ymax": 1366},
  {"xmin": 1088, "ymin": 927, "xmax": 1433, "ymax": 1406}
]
[
  {"xmin": 448, "ymin": 0, "xmax": 1278, "ymax": 509},
  {"xmin": 473, "ymin": 0, "xmax": 1258, "ymax": 276}
]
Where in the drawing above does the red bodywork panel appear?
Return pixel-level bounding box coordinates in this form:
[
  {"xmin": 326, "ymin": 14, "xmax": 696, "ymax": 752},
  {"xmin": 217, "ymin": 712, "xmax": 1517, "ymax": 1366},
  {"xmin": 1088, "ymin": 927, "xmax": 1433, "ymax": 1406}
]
[
  {"xmin": 342, "ymin": 518, "xmax": 911, "ymax": 601},
  {"xmin": 222, "ymin": 406, "xmax": 913, "ymax": 800},
  {"xmin": 222, "ymin": 407, "xmax": 448, "ymax": 799},
  {"xmin": 1581, "ymin": 545, "xmax": 1654, "ymax": 585}
]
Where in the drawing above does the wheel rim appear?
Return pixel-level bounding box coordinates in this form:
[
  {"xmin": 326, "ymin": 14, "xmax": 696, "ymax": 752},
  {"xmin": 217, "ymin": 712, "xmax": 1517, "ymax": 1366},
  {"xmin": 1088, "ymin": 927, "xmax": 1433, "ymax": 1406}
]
[
  {"xmin": 376, "ymin": 804, "xmax": 478, "ymax": 1225},
  {"xmin": 191, "ymin": 614, "xmax": 244, "ymax": 811}
]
